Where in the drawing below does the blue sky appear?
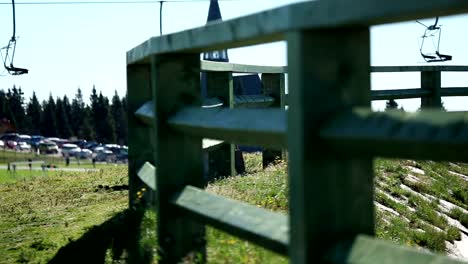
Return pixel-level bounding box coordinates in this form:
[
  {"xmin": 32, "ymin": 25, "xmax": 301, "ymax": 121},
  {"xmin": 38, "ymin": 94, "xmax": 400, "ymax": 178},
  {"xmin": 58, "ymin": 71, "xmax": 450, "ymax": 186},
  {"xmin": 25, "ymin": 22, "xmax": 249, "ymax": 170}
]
[{"xmin": 0, "ymin": 0, "xmax": 467, "ymax": 111}]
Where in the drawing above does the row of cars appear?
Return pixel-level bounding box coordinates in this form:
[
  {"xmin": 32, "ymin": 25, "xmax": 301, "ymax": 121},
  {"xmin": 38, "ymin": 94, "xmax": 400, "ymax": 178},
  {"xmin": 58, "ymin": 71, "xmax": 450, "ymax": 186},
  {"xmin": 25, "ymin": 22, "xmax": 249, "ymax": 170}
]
[{"xmin": 0, "ymin": 133, "xmax": 128, "ymax": 162}]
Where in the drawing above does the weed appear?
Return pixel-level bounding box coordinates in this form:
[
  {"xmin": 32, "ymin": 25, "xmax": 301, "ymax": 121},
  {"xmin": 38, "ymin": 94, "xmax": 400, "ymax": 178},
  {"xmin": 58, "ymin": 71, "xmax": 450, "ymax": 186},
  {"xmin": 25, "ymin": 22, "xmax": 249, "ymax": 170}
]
[{"xmin": 448, "ymin": 208, "xmax": 468, "ymax": 229}]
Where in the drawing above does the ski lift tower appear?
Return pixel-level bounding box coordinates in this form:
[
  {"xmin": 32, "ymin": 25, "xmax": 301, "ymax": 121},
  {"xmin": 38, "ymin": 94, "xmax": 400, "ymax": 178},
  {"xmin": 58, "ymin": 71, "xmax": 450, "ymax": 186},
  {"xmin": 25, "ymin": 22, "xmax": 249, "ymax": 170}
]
[{"xmin": 202, "ymin": 0, "xmax": 245, "ymax": 181}]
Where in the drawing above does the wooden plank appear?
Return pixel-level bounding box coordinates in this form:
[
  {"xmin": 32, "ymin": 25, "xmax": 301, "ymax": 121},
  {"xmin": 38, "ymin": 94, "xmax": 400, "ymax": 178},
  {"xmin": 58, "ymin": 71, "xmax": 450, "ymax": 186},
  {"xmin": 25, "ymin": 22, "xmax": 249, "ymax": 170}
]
[
  {"xmin": 127, "ymin": 65, "xmax": 155, "ymax": 206},
  {"xmin": 441, "ymin": 87, "xmax": 468, "ymax": 97},
  {"xmin": 421, "ymin": 71, "xmax": 442, "ymax": 109},
  {"xmin": 372, "ymin": 65, "xmax": 468, "ymax": 72},
  {"xmin": 127, "ymin": 0, "xmax": 468, "ymax": 63},
  {"xmin": 202, "ymin": 97, "xmax": 224, "ymax": 108},
  {"xmin": 137, "ymin": 162, "xmax": 156, "ymax": 191},
  {"xmin": 204, "ymin": 71, "xmax": 233, "ymax": 180},
  {"xmin": 134, "ymin": 101, "xmax": 224, "ymax": 152},
  {"xmin": 152, "ymin": 53, "xmax": 206, "ymax": 263},
  {"xmin": 371, "ymin": 89, "xmax": 431, "ymax": 100},
  {"xmin": 326, "ymin": 235, "xmax": 466, "ymax": 264},
  {"xmin": 171, "ymin": 186, "xmax": 289, "ymax": 255},
  {"xmin": 320, "ymin": 108, "xmax": 468, "ymax": 162},
  {"xmin": 287, "ymin": 28, "xmax": 373, "ymax": 264},
  {"xmin": 127, "ymin": 64, "xmax": 155, "ymax": 262},
  {"xmin": 134, "ymin": 100, "xmax": 154, "ymax": 126},
  {"xmin": 201, "ymin": 60, "xmax": 287, "ymax": 74},
  {"xmin": 168, "ymin": 107, "xmax": 287, "ymax": 149},
  {"xmin": 234, "ymin": 94, "xmax": 276, "ymax": 108},
  {"xmin": 261, "ymin": 73, "xmax": 283, "ymax": 168}
]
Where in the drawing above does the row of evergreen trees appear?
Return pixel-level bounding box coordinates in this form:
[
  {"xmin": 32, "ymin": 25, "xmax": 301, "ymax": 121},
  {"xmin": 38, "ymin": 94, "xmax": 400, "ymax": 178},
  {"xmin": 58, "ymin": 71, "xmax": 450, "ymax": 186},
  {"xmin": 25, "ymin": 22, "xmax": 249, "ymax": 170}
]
[{"xmin": 0, "ymin": 86, "xmax": 128, "ymax": 145}]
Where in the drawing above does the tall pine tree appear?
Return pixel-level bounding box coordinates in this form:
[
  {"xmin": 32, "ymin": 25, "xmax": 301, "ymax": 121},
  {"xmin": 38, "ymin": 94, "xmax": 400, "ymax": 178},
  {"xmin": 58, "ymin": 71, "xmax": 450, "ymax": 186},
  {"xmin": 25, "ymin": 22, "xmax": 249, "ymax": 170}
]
[
  {"xmin": 96, "ymin": 92, "xmax": 116, "ymax": 143},
  {"xmin": 7, "ymin": 86, "xmax": 26, "ymax": 132},
  {"xmin": 55, "ymin": 97, "xmax": 72, "ymax": 139},
  {"xmin": 111, "ymin": 91, "xmax": 127, "ymax": 145},
  {"xmin": 71, "ymin": 88, "xmax": 87, "ymax": 139},
  {"xmin": 40, "ymin": 94, "xmax": 58, "ymax": 137},
  {"xmin": 26, "ymin": 92, "xmax": 42, "ymax": 134}
]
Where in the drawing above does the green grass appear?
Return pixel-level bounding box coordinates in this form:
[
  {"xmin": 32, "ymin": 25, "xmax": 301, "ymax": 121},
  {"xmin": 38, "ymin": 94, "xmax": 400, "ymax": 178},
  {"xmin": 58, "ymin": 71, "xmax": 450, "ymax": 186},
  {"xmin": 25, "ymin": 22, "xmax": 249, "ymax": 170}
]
[
  {"xmin": 0, "ymin": 150, "xmax": 63, "ymax": 164},
  {"xmin": 0, "ymin": 154, "xmax": 466, "ymax": 263},
  {"xmin": 0, "ymin": 167, "xmax": 128, "ymax": 264}
]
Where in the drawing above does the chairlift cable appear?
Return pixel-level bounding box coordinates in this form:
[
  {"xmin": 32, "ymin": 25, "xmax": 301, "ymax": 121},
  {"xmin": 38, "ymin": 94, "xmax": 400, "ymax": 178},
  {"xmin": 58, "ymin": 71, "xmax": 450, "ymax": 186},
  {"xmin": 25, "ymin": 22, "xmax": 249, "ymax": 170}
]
[{"xmin": 0, "ymin": 0, "xmax": 240, "ymax": 4}]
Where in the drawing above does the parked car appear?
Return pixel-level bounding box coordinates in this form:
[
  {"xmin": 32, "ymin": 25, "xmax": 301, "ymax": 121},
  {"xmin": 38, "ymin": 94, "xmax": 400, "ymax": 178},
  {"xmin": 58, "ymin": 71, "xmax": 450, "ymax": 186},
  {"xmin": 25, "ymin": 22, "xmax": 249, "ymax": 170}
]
[
  {"xmin": 61, "ymin": 143, "xmax": 80, "ymax": 157},
  {"xmin": 0, "ymin": 133, "xmax": 18, "ymax": 142},
  {"xmin": 38, "ymin": 141, "xmax": 59, "ymax": 154},
  {"xmin": 95, "ymin": 150, "xmax": 115, "ymax": 162},
  {"xmin": 6, "ymin": 140, "xmax": 17, "ymax": 149},
  {"xmin": 115, "ymin": 148, "xmax": 128, "ymax": 163},
  {"xmin": 16, "ymin": 142, "xmax": 31, "ymax": 151},
  {"xmin": 84, "ymin": 141, "xmax": 99, "ymax": 150},
  {"xmin": 79, "ymin": 149, "xmax": 93, "ymax": 159},
  {"xmin": 69, "ymin": 147, "xmax": 82, "ymax": 157},
  {"xmin": 29, "ymin": 135, "xmax": 44, "ymax": 148},
  {"xmin": 70, "ymin": 139, "xmax": 87, "ymax": 149},
  {"xmin": 1, "ymin": 133, "xmax": 18, "ymax": 149},
  {"xmin": 17, "ymin": 134, "xmax": 31, "ymax": 143}
]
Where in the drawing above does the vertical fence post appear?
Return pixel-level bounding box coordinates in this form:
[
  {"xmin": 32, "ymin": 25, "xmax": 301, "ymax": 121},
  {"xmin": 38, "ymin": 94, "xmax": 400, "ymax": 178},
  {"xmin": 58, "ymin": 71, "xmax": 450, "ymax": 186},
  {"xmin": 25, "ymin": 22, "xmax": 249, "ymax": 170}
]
[
  {"xmin": 127, "ymin": 64, "xmax": 155, "ymax": 206},
  {"xmin": 153, "ymin": 54, "xmax": 205, "ymax": 263},
  {"xmin": 127, "ymin": 64, "xmax": 155, "ymax": 263},
  {"xmin": 420, "ymin": 70, "xmax": 442, "ymax": 109},
  {"xmin": 261, "ymin": 73, "xmax": 283, "ymax": 168},
  {"xmin": 287, "ymin": 28, "xmax": 374, "ymax": 263},
  {"xmin": 205, "ymin": 71, "xmax": 234, "ymax": 181}
]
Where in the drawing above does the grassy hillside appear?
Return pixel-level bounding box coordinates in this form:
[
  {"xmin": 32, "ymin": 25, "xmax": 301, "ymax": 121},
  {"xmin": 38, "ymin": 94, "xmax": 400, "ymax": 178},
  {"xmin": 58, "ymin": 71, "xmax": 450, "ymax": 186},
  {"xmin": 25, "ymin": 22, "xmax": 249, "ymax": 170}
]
[{"xmin": 0, "ymin": 154, "xmax": 466, "ymax": 263}]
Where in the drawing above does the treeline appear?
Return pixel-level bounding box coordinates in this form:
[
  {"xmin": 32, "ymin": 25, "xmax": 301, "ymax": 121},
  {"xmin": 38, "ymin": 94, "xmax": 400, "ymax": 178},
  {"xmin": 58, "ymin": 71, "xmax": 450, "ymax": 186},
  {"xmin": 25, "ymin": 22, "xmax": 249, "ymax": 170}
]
[{"xmin": 0, "ymin": 86, "xmax": 128, "ymax": 145}]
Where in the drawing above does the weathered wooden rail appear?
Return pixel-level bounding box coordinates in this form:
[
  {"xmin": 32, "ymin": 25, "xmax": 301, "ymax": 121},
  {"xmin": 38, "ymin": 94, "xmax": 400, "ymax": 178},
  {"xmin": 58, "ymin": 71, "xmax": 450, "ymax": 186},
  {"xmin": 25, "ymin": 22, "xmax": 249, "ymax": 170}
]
[{"xmin": 127, "ymin": 0, "xmax": 468, "ymax": 263}]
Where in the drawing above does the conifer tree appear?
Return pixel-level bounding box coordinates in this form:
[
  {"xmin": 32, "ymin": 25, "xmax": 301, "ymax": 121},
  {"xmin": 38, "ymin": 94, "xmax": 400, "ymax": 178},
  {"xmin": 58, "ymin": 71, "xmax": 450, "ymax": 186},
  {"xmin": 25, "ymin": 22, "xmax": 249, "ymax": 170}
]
[
  {"xmin": 111, "ymin": 91, "xmax": 127, "ymax": 145},
  {"xmin": 55, "ymin": 97, "xmax": 72, "ymax": 139},
  {"xmin": 95, "ymin": 92, "xmax": 116, "ymax": 143},
  {"xmin": 40, "ymin": 94, "xmax": 58, "ymax": 137},
  {"xmin": 7, "ymin": 86, "xmax": 26, "ymax": 132},
  {"xmin": 26, "ymin": 92, "xmax": 42, "ymax": 134},
  {"xmin": 71, "ymin": 88, "xmax": 86, "ymax": 138}
]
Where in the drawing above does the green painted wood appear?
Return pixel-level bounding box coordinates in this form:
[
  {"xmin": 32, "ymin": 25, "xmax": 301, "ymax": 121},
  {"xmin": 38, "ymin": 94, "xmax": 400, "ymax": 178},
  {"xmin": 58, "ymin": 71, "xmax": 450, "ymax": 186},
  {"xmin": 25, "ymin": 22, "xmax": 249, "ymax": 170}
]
[
  {"xmin": 137, "ymin": 162, "xmax": 156, "ymax": 191},
  {"xmin": 127, "ymin": 65, "xmax": 155, "ymax": 207},
  {"xmin": 440, "ymin": 87, "xmax": 468, "ymax": 97},
  {"xmin": 320, "ymin": 108, "xmax": 468, "ymax": 162},
  {"xmin": 234, "ymin": 94, "xmax": 276, "ymax": 108},
  {"xmin": 261, "ymin": 73, "xmax": 283, "ymax": 168},
  {"xmin": 371, "ymin": 88, "xmax": 431, "ymax": 100},
  {"xmin": 202, "ymin": 97, "xmax": 224, "ymax": 108},
  {"xmin": 421, "ymin": 71, "xmax": 442, "ymax": 109},
  {"xmin": 205, "ymin": 71, "xmax": 233, "ymax": 180},
  {"xmin": 371, "ymin": 65, "xmax": 468, "ymax": 72},
  {"xmin": 229, "ymin": 75, "xmax": 236, "ymax": 177},
  {"xmin": 287, "ymin": 28, "xmax": 374, "ymax": 264},
  {"xmin": 325, "ymin": 235, "xmax": 467, "ymax": 264},
  {"xmin": 201, "ymin": 60, "xmax": 287, "ymax": 73},
  {"xmin": 152, "ymin": 54, "xmax": 206, "ymax": 263},
  {"xmin": 168, "ymin": 107, "xmax": 287, "ymax": 149},
  {"xmin": 135, "ymin": 100, "xmax": 154, "ymax": 125},
  {"xmin": 171, "ymin": 186, "xmax": 289, "ymax": 255},
  {"xmin": 279, "ymin": 74, "xmax": 288, "ymax": 163},
  {"xmin": 127, "ymin": 0, "xmax": 468, "ymax": 64},
  {"xmin": 127, "ymin": 64, "xmax": 155, "ymax": 262}
]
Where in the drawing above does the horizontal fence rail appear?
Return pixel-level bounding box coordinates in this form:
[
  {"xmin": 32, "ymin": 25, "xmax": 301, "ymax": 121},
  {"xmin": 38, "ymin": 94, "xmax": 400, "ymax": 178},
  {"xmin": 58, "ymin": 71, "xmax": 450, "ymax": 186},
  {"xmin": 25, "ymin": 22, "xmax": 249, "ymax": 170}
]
[
  {"xmin": 168, "ymin": 107, "xmax": 287, "ymax": 149},
  {"xmin": 320, "ymin": 109, "xmax": 468, "ymax": 162},
  {"xmin": 171, "ymin": 186, "xmax": 289, "ymax": 255}
]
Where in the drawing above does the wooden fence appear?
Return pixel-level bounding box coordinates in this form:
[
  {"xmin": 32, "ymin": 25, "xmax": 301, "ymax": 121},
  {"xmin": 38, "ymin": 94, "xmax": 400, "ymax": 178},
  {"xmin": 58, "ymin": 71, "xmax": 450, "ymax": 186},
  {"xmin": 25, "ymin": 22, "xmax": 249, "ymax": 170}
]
[{"xmin": 127, "ymin": 0, "xmax": 468, "ymax": 263}]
